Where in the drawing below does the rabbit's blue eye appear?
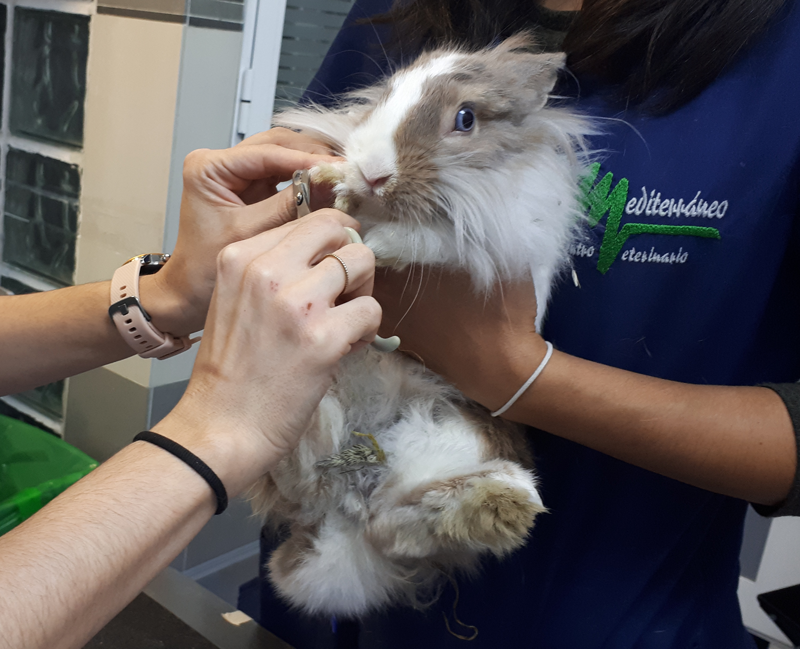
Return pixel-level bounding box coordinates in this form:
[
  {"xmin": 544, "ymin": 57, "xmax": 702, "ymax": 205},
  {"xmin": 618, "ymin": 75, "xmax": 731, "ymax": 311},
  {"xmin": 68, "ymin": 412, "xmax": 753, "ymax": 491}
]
[{"xmin": 454, "ymin": 108, "xmax": 475, "ymax": 132}]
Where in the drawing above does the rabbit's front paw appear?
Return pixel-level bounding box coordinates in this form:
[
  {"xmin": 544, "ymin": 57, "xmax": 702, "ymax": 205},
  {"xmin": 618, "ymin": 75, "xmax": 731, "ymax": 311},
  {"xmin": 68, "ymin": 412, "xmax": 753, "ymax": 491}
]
[{"xmin": 363, "ymin": 227, "xmax": 408, "ymax": 268}]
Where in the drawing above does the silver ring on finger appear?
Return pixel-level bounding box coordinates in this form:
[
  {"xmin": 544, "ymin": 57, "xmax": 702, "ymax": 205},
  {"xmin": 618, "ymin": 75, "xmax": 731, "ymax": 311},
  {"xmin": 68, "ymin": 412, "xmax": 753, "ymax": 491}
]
[{"xmin": 324, "ymin": 253, "xmax": 349, "ymax": 294}]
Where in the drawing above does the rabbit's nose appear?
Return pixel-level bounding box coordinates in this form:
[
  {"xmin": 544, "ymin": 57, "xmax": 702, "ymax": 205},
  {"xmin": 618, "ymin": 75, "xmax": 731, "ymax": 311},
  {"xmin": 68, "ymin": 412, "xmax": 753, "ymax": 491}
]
[
  {"xmin": 355, "ymin": 161, "xmax": 394, "ymax": 192},
  {"xmin": 365, "ymin": 174, "xmax": 391, "ymax": 190},
  {"xmin": 362, "ymin": 172, "xmax": 392, "ymax": 192}
]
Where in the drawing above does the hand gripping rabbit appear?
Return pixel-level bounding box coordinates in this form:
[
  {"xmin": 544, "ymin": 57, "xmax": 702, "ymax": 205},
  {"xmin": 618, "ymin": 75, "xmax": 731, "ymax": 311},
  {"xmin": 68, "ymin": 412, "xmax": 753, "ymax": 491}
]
[{"xmin": 248, "ymin": 33, "xmax": 594, "ymax": 618}]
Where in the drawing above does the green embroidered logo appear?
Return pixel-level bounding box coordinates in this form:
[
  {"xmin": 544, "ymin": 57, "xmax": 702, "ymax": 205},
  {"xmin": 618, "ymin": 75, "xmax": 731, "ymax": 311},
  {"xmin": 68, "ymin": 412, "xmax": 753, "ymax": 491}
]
[{"xmin": 580, "ymin": 163, "xmax": 721, "ymax": 274}]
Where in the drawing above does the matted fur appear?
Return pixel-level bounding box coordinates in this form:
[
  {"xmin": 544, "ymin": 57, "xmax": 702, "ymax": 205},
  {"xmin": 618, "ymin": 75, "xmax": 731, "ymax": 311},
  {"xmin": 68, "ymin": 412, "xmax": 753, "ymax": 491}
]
[{"xmin": 248, "ymin": 33, "xmax": 594, "ymax": 618}]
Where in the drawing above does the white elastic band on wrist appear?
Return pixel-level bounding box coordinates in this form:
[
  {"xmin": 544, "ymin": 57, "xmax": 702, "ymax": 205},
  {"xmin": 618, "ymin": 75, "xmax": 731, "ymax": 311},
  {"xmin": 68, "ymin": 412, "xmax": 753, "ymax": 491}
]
[{"xmin": 491, "ymin": 341, "xmax": 554, "ymax": 418}]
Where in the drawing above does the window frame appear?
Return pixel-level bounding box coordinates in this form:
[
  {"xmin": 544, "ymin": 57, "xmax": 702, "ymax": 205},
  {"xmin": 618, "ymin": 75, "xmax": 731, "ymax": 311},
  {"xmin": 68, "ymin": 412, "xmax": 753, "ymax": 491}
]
[
  {"xmin": 0, "ymin": 0, "xmax": 92, "ymax": 293},
  {"xmin": 0, "ymin": 0, "xmax": 94, "ymax": 433},
  {"xmin": 231, "ymin": 0, "xmax": 286, "ymax": 143}
]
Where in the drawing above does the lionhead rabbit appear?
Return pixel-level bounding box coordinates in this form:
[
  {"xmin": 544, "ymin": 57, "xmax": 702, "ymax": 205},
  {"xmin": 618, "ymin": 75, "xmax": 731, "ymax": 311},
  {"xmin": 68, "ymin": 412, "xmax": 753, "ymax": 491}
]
[{"xmin": 248, "ymin": 33, "xmax": 594, "ymax": 618}]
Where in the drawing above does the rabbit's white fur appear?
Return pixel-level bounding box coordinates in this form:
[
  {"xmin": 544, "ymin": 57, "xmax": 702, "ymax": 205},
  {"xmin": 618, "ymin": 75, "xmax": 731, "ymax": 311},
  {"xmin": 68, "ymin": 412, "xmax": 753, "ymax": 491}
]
[{"xmin": 249, "ymin": 34, "xmax": 594, "ymax": 617}]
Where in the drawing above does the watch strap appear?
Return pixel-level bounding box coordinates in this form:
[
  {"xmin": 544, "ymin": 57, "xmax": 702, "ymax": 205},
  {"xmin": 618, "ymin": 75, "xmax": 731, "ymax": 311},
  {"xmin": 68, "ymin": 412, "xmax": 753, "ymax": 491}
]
[{"xmin": 109, "ymin": 258, "xmax": 193, "ymax": 360}]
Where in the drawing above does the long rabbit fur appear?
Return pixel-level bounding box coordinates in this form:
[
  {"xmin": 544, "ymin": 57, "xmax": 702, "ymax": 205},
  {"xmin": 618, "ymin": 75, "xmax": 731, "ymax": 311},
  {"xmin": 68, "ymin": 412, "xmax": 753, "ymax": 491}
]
[{"xmin": 248, "ymin": 33, "xmax": 595, "ymax": 618}]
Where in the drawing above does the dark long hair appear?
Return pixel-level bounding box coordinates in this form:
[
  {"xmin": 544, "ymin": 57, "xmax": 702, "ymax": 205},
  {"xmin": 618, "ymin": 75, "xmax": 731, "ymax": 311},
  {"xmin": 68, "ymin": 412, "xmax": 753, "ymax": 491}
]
[{"xmin": 371, "ymin": 0, "xmax": 788, "ymax": 112}]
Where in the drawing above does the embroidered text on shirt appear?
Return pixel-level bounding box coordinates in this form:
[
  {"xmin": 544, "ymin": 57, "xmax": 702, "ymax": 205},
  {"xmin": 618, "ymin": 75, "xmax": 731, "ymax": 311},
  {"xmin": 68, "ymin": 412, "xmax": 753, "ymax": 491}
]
[
  {"xmin": 626, "ymin": 188, "xmax": 729, "ymax": 220},
  {"xmin": 580, "ymin": 163, "xmax": 722, "ymax": 274}
]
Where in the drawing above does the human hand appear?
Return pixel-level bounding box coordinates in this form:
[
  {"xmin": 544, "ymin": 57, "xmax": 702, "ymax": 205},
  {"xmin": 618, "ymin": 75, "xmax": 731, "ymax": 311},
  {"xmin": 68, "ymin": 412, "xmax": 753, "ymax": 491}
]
[
  {"xmin": 141, "ymin": 128, "xmax": 339, "ymax": 337},
  {"xmin": 159, "ymin": 210, "xmax": 381, "ymax": 496},
  {"xmin": 374, "ymin": 268, "xmax": 549, "ymax": 411}
]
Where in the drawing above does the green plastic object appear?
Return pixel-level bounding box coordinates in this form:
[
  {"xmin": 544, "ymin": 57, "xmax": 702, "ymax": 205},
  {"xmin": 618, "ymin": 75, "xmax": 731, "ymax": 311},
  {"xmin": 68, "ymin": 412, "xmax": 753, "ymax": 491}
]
[{"xmin": 0, "ymin": 414, "xmax": 97, "ymax": 536}]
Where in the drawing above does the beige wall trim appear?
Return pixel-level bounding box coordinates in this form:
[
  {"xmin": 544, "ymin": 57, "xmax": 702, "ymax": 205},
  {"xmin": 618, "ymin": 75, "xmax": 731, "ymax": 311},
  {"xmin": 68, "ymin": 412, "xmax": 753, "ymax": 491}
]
[
  {"xmin": 98, "ymin": 0, "xmax": 186, "ymax": 15},
  {"xmin": 97, "ymin": 7, "xmax": 185, "ymax": 23},
  {"xmin": 97, "ymin": 0, "xmax": 244, "ymax": 30}
]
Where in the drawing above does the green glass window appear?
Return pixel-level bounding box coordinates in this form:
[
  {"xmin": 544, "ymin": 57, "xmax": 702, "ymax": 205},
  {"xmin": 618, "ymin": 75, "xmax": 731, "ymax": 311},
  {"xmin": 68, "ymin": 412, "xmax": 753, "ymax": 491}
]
[
  {"xmin": 3, "ymin": 148, "xmax": 81, "ymax": 286},
  {"xmin": 14, "ymin": 380, "xmax": 65, "ymax": 419},
  {"xmin": 10, "ymin": 9, "xmax": 89, "ymax": 147}
]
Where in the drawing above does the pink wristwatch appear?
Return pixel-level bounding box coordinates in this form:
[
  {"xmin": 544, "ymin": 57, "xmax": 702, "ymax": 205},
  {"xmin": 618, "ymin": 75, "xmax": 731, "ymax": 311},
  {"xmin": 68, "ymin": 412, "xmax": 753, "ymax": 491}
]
[{"xmin": 108, "ymin": 254, "xmax": 194, "ymax": 360}]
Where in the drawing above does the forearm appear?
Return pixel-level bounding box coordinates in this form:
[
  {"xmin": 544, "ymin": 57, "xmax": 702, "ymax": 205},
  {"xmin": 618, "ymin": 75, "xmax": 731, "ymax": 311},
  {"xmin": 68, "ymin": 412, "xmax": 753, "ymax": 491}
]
[
  {"xmin": 0, "ymin": 405, "xmax": 268, "ymax": 649},
  {"xmin": 0, "ymin": 137, "xmax": 341, "ymax": 397},
  {"xmin": 374, "ymin": 269, "xmax": 796, "ymax": 509},
  {"xmin": 496, "ymin": 348, "xmax": 796, "ymax": 506},
  {"xmin": 0, "ymin": 276, "xmax": 185, "ymax": 395},
  {"xmin": 0, "ymin": 211, "xmax": 378, "ymax": 649}
]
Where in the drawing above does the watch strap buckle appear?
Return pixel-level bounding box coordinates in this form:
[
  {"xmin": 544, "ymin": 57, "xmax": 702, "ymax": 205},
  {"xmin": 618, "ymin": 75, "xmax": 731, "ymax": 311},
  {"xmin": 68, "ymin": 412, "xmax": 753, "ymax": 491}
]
[{"xmin": 110, "ymin": 254, "xmax": 195, "ymax": 360}]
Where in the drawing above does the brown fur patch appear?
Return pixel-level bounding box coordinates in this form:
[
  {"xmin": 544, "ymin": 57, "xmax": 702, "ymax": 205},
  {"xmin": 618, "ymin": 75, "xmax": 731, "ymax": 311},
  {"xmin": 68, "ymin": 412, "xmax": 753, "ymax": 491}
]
[
  {"xmin": 385, "ymin": 46, "xmax": 567, "ymax": 219},
  {"xmin": 269, "ymin": 523, "xmax": 319, "ymax": 580},
  {"xmin": 395, "ymin": 471, "xmax": 494, "ymax": 508},
  {"xmin": 461, "ymin": 404, "xmax": 534, "ymax": 467}
]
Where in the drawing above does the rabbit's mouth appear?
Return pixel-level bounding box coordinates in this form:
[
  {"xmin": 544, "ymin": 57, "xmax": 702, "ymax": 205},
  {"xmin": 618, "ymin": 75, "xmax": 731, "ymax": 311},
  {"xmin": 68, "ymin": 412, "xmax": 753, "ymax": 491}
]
[{"xmin": 311, "ymin": 160, "xmax": 449, "ymax": 270}]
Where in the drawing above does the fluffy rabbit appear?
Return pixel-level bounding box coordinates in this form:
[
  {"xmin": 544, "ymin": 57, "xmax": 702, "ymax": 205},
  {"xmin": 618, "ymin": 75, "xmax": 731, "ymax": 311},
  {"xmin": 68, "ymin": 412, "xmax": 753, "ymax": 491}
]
[{"xmin": 248, "ymin": 33, "xmax": 594, "ymax": 618}]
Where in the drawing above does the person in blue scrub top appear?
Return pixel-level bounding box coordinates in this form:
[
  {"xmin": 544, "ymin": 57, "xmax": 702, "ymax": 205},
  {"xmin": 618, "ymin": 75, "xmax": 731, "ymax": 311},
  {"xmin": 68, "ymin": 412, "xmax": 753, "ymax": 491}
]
[{"xmin": 250, "ymin": 1, "xmax": 800, "ymax": 648}]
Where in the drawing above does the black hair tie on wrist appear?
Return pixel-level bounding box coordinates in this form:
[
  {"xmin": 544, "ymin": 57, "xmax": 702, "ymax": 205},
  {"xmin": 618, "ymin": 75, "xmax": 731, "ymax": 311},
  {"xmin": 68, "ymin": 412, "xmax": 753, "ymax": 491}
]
[{"xmin": 133, "ymin": 431, "xmax": 228, "ymax": 515}]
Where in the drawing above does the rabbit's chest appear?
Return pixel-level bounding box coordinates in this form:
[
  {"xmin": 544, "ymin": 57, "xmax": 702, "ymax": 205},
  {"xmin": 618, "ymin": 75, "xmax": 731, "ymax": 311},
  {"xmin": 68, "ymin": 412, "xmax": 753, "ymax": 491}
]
[{"xmin": 328, "ymin": 349, "xmax": 456, "ymax": 433}]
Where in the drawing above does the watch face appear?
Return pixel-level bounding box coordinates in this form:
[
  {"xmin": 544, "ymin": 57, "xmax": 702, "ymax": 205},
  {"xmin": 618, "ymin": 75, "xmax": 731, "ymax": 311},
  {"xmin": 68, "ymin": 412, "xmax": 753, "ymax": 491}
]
[{"xmin": 129, "ymin": 253, "xmax": 170, "ymax": 275}]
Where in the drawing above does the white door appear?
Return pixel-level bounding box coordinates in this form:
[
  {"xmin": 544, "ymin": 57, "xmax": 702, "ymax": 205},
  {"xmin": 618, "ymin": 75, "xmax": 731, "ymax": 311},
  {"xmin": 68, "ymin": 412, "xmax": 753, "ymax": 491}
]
[{"xmin": 232, "ymin": 0, "xmax": 356, "ymax": 143}]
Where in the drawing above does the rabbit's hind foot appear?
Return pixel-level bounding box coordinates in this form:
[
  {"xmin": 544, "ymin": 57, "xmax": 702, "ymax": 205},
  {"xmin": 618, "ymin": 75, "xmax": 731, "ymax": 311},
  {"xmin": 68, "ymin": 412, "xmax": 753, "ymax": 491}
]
[{"xmin": 425, "ymin": 464, "xmax": 545, "ymax": 556}]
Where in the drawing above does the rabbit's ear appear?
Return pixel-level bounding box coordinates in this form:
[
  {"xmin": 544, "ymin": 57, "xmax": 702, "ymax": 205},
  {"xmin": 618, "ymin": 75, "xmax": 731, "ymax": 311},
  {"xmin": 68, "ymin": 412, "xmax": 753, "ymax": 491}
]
[
  {"xmin": 488, "ymin": 34, "xmax": 566, "ymax": 110},
  {"xmin": 492, "ymin": 30, "xmax": 540, "ymax": 55},
  {"xmin": 524, "ymin": 51, "xmax": 566, "ymax": 103}
]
